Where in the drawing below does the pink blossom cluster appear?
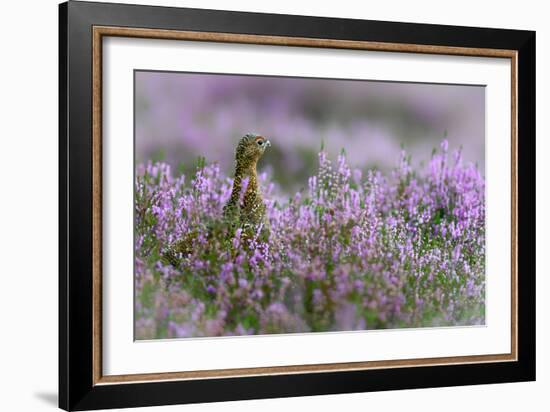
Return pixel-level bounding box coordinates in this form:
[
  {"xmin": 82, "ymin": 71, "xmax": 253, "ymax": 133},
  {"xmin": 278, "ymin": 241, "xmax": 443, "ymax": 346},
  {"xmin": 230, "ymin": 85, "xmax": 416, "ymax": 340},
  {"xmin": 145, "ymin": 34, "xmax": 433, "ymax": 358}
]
[{"xmin": 135, "ymin": 141, "xmax": 485, "ymax": 339}]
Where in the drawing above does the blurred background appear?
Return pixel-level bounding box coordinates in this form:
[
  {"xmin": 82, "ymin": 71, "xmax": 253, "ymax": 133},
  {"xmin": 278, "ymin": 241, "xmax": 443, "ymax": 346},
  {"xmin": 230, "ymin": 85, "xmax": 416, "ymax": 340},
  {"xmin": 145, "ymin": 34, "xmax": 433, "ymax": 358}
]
[{"xmin": 135, "ymin": 71, "xmax": 484, "ymax": 194}]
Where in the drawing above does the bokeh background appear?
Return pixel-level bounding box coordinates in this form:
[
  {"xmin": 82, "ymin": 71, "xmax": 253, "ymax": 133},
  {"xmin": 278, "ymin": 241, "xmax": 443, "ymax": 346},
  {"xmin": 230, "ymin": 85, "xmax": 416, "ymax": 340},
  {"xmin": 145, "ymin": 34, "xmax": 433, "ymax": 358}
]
[{"xmin": 135, "ymin": 71, "xmax": 484, "ymax": 194}]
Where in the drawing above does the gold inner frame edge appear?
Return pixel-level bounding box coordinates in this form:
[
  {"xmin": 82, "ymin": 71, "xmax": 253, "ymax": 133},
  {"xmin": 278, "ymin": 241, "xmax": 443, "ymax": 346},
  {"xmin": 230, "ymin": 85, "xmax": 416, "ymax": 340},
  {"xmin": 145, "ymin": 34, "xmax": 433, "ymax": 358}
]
[{"xmin": 91, "ymin": 25, "xmax": 518, "ymax": 386}]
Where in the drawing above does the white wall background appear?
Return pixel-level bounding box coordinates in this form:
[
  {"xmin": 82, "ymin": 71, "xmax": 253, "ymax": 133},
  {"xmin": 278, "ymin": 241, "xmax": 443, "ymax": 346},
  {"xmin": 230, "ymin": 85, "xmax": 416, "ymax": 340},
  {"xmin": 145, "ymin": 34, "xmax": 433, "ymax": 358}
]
[{"xmin": 0, "ymin": 0, "xmax": 546, "ymax": 411}]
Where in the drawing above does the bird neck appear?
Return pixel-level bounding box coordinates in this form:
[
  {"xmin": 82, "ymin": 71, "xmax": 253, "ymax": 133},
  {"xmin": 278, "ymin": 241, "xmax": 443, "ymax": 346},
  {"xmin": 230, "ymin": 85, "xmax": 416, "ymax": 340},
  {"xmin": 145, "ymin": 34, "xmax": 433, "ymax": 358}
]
[
  {"xmin": 229, "ymin": 160, "xmax": 258, "ymax": 206},
  {"xmin": 235, "ymin": 159, "xmax": 258, "ymax": 180}
]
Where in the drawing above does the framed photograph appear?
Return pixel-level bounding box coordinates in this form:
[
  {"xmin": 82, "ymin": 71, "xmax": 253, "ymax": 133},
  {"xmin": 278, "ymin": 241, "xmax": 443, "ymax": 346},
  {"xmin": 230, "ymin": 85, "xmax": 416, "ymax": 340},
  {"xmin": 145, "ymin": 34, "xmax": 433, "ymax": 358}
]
[{"xmin": 59, "ymin": 1, "xmax": 535, "ymax": 410}]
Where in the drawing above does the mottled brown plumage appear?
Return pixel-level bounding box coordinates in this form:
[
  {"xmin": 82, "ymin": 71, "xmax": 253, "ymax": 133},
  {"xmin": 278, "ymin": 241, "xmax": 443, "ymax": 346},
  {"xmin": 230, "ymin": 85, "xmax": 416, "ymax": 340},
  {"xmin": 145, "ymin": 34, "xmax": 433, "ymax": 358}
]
[
  {"xmin": 223, "ymin": 133, "xmax": 270, "ymax": 229},
  {"xmin": 162, "ymin": 133, "xmax": 270, "ymax": 266}
]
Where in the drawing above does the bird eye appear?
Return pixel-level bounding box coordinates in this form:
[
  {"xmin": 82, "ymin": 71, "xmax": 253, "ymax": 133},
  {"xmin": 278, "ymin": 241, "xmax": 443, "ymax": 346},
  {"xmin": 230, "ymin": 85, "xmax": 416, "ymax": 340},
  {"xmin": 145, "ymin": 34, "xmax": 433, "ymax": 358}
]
[{"xmin": 257, "ymin": 140, "xmax": 263, "ymax": 146}]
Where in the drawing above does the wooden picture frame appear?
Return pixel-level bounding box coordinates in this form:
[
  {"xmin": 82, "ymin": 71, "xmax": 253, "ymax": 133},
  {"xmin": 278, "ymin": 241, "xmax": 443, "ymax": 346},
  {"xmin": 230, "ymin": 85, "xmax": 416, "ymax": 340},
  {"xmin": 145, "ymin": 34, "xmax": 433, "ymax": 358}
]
[{"xmin": 59, "ymin": 1, "xmax": 535, "ymax": 410}]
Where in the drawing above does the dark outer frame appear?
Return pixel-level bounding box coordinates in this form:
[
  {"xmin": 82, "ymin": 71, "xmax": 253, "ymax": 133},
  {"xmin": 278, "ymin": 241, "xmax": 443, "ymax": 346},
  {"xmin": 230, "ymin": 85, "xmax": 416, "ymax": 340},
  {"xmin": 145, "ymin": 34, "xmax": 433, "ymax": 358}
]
[{"xmin": 59, "ymin": 1, "xmax": 535, "ymax": 410}]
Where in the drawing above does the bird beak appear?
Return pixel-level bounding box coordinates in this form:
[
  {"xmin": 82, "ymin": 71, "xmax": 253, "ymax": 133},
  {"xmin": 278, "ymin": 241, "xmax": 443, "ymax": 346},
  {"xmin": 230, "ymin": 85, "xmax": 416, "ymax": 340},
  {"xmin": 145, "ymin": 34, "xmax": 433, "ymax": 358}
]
[{"xmin": 265, "ymin": 139, "xmax": 271, "ymax": 147}]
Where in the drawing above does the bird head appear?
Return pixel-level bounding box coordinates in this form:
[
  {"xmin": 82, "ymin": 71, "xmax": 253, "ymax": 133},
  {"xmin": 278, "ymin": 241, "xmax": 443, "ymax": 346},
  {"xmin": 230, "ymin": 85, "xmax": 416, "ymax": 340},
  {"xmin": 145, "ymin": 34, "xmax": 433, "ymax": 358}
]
[{"xmin": 235, "ymin": 133, "xmax": 271, "ymax": 166}]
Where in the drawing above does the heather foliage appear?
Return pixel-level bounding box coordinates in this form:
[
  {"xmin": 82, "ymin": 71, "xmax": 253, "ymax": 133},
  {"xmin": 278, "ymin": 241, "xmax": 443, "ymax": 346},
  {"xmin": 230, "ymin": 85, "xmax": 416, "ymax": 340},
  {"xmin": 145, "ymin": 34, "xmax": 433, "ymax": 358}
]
[{"xmin": 135, "ymin": 141, "xmax": 485, "ymax": 339}]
